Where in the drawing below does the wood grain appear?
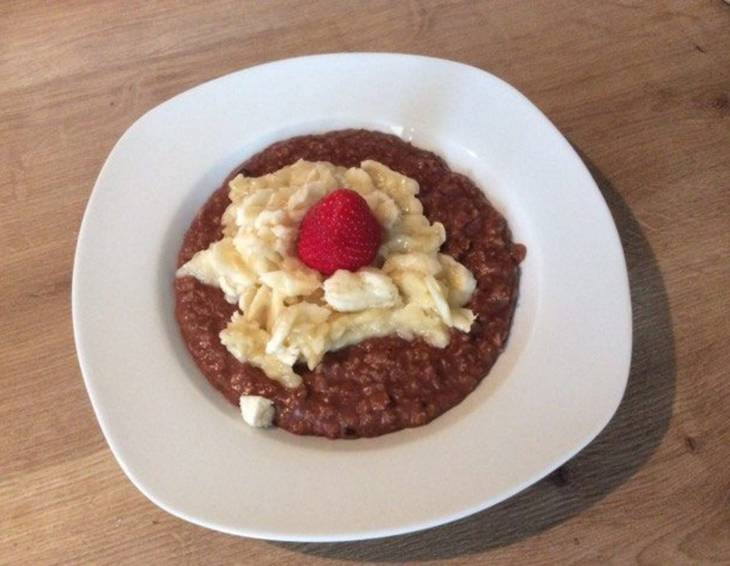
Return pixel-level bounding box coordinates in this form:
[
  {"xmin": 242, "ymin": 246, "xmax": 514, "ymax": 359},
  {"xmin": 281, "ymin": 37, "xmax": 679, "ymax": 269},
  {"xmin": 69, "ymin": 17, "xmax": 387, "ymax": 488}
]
[{"xmin": 1, "ymin": 0, "xmax": 729, "ymax": 564}]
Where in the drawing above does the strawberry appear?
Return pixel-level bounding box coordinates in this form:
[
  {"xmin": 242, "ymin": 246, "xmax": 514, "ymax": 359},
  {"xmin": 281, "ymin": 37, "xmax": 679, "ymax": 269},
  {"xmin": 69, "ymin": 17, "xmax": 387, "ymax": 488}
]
[{"xmin": 297, "ymin": 188, "xmax": 382, "ymax": 276}]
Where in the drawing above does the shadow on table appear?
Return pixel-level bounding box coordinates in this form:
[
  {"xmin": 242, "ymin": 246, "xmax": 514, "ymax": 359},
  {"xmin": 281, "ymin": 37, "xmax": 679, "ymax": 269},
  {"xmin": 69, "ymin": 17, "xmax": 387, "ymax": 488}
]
[{"xmin": 272, "ymin": 150, "xmax": 677, "ymax": 561}]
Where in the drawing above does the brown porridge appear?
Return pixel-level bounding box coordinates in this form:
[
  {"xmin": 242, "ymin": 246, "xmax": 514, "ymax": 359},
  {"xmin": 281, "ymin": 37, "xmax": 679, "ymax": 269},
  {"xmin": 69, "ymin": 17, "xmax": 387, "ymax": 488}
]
[{"xmin": 175, "ymin": 129, "xmax": 525, "ymax": 438}]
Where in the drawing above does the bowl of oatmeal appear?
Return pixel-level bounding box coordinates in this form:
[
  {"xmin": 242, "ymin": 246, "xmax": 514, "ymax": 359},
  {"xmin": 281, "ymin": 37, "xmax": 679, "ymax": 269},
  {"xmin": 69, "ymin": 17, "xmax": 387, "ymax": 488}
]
[
  {"xmin": 73, "ymin": 53, "xmax": 631, "ymax": 540},
  {"xmin": 176, "ymin": 130, "xmax": 525, "ymax": 438}
]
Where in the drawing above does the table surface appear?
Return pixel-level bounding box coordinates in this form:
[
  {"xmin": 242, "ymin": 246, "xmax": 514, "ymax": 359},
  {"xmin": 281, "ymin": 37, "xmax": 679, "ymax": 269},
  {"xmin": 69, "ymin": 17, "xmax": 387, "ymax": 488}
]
[{"xmin": 2, "ymin": 1, "xmax": 729, "ymax": 564}]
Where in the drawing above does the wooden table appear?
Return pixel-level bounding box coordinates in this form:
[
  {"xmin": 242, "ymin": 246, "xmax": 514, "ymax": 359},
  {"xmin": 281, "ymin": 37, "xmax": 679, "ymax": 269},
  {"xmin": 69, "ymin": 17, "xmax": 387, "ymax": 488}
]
[{"xmin": 2, "ymin": 1, "xmax": 729, "ymax": 563}]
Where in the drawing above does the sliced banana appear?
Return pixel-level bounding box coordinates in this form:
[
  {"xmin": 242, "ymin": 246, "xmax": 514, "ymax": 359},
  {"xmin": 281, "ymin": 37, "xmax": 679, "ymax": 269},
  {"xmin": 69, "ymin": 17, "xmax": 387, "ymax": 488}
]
[
  {"xmin": 439, "ymin": 253, "xmax": 477, "ymax": 307},
  {"xmin": 389, "ymin": 271, "xmax": 430, "ymax": 308},
  {"xmin": 244, "ymin": 285, "xmax": 271, "ymax": 326},
  {"xmin": 221, "ymin": 313, "xmax": 302, "ymax": 388},
  {"xmin": 260, "ymin": 267, "xmax": 321, "ymax": 298},
  {"xmin": 360, "ymin": 160, "xmax": 419, "ymax": 210},
  {"xmin": 178, "ymin": 159, "xmax": 478, "ymax": 387},
  {"xmin": 383, "ymin": 252, "xmax": 443, "ymax": 275},
  {"xmin": 363, "ymin": 191, "xmax": 400, "ymax": 229},
  {"xmin": 344, "ymin": 167, "xmax": 376, "ymax": 195},
  {"xmin": 450, "ymin": 307, "xmax": 476, "ymax": 333},
  {"xmin": 391, "ymin": 303, "xmax": 450, "ymax": 348},
  {"xmin": 176, "ymin": 238, "xmax": 256, "ymax": 302},
  {"xmin": 327, "ymin": 308, "xmax": 394, "ymax": 351},
  {"xmin": 324, "ymin": 268, "xmax": 401, "ymax": 312},
  {"xmin": 425, "ymin": 275, "xmax": 452, "ymax": 325}
]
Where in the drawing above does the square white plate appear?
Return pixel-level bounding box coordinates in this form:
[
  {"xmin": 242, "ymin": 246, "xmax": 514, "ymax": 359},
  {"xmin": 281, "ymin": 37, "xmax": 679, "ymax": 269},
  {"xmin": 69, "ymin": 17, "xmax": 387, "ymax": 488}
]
[{"xmin": 73, "ymin": 53, "xmax": 631, "ymax": 541}]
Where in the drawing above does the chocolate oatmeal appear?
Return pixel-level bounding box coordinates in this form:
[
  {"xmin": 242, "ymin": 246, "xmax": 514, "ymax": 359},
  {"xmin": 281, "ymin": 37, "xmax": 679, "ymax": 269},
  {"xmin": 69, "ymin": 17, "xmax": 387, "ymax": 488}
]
[{"xmin": 175, "ymin": 129, "xmax": 525, "ymax": 438}]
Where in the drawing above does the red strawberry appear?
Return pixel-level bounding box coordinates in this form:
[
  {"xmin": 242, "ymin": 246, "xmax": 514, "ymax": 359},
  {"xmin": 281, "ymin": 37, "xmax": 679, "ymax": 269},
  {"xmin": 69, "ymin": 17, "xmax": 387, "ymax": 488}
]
[{"xmin": 297, "ymin": 188, "xmax": 382, "ymax": 276}]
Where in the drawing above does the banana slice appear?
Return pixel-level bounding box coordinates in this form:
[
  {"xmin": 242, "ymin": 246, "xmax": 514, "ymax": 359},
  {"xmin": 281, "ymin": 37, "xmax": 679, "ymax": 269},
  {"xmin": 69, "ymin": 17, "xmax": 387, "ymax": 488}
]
[
  {"xmin": 221, "ymin": 313, "xmax": 302, "ymax": 388},
  {"xmin": 244, "ymin": 285, "xmax": 271, "ymax": 326},
  {"xmin": 238, "ymin": 286, "xmax": 257, "ymax": 313},
  {"xmin": 266, "ymin": 306, "xmax": 298, "ymax": 356},
  {"xmin": 439, "ymin": 253, "xmax": 477, "ymax": 306},
  {"xmin": 425, "ymin": 275, "xmax": 452, "ymax": 325},
  {"xmin": 360, "ymin": 160, "xmax": 419, "ymax": 210},
  {"xmin": 324, "ymin": 268, "xmax": 401, "ymax": 312},
  {"xmin": 383, "ymin": 252, "xmax": 443, "ymax": 275},
  {"xmin": 382, "ymin": 215, "xmax": 446, "ymax": 255},
  {"xmin": 179, "ymin": 159, "xmax": 479, "ymax": 387},
  {"xmin": 327, "ymin": 308, "xmax": 394, "ymax": 350},
  {"xmin": 266, "ymin": 302, "xmax": 330, "ymax": 359},
  {"xmin": 391, "ymin": 303, "xmax": 450, "ymax": 348},
  {"xmin": 344, "ymin": 167, "xmax": 376, "ymax": 195},
  {"xmin": 176, "ymin": 238, "xmax": 256, "ymax": 302},
  {"xmin": 451, "ymin": 307, "xmax": 476, "ymax": 333},
  {"xmin": 260, "ymin": 267, "xmax": 321, "ymax": 298},
  {"xmin": 363, "ymin": 191, "xmax": 401, "ymax": 229},
  {"xmin": 287, "ymin": 183, "xmax": 328, "ymax": 221},
  {"xmin": 389, "ymin": 271, "xmax": 431, "ymax": 308}
]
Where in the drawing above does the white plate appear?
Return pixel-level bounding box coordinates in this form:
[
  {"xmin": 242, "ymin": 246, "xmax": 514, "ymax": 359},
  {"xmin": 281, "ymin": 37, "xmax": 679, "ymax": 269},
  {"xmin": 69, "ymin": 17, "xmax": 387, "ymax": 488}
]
[{"xmin": 73, "ymin": 53, "xmax": 631, "ymax": 541}]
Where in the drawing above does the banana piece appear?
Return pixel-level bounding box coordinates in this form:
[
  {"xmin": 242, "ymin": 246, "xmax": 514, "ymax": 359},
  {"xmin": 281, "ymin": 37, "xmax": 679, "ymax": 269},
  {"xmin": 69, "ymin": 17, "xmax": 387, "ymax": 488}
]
[
  {"xmin": 285, "ymin": 305, "xmax": 331, "ymax": 369},
  {"xmin": 244, "ymin": 285, "xmax": 271, "ymax": 326},
  {"xmin": 176, "ymin": 238, "xmax": 256, "ymax": 302},
  {"xmin": 383, "ymin": 216, "xmax": 446, "ymax": 255},
  {"xmin": 238, "ymin": 286, "xmax": 257, "ymax": 313},
  {"xmin": 363, "ymin": 191, "xmax": 401, "ymax": 229},
  {"xmin": 287, "ymin": 183, "xmax": 328, "ymax": 221},
  {"xmin": 439, "ymin": 253, "xmax": 477, "ymax": 307},
  {"xmin": 324, "ymin": 268, "xmax": 401, "ymax": 312},
  {"xmin": 234, "ymin": 189, "xmax": 274, "ymax": 229},
  {"xmin": 425, "ymin": 275, "xmax": 452, "ymax": 325},
  {"xmin": 232, "ymin": 232, "xmax": 277, "ymax": 275},
  {"xmin": 266, "ymin": 302, "xmax": 330, "ymax": 362},
  {"xmin": 327, "ymin": 308, "xmax": 394, "ymax": 351},
  {"xmin": 383, "ymin": 252, "xmax": 442, "ymax": 275},
  {"xmin": 260, "ymin": 267, "xmax": 321, "ymax": 298},
  {"xmin": 254, "ymin": 208, "xmax": 287, "ymax": 232},
  {"xmin": 221, "ymin": 313, "xmax": 302, "ymax": 388},
  {"xmin": 389, "ymin": 271, "xmax": 431, "ymax": 308},
  {"xmin": 266, "ymin": 306, "xmax": 298, "ymax": 356},
  {"xmin": 360, "ymin": 160, "xmax": 419, "ymax": 211},
  {"xmin": 451, "ymin": 307, "xmax": 476, "ymax": 333},
  {"xmin": 266, "ymin": 289, "xmax": 284, "ymax": 333},
  {"xmin": 344, "ymin": 167, "xmax": 376, "ymax": 195},
  {"xmin": 391, "ymin": 303, "xmax": 450, "ymax": 348},
  {"xmin": 178, "ymin": 159, "xmax": 479, "ymax": 388}
]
